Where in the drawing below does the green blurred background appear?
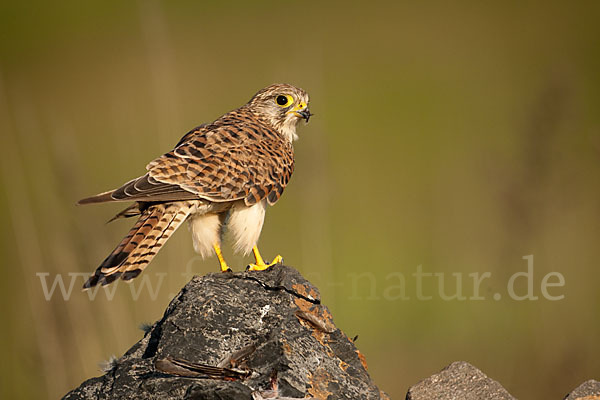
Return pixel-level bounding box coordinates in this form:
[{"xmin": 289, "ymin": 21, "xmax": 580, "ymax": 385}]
[{"xmin": 1, "ymin": 1, "xmax": 599, "ymax": 399}]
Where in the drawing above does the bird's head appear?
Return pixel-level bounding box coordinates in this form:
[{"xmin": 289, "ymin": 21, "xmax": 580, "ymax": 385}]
[{"xmin": 247, "ymin": 83, "xmax": 311, "ymax": 142}]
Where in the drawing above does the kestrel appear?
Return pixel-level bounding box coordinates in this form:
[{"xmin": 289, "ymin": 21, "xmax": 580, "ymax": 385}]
[{"xmin": 79, "ymin": 83, "xmax": 311, "ymax": 288}]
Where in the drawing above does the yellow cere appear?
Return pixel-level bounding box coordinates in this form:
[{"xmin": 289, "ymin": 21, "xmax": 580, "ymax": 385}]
[{"xmin": 288, "ymin": 101, "xmax": 307, "ymax": 114}]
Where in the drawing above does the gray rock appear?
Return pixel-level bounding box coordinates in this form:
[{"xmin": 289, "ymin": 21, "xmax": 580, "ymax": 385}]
[
  {"xmin": 564, "ymin": 380, "xmax": 600, "ymax": 399},
  {"xmin": 406, "ymin": 361, "xmax": 516, "ymax": 400},
  {"xmin": 63, "ymin": 266, "xmax": 387, "ymax": 399}
]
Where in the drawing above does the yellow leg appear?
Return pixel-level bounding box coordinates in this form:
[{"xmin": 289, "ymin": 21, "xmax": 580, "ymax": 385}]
[
  {"xmin": 213, "ymin": 244, "xmax": 232, "ymax": 272},
  {"xmin": 247, "ymin": 245, "xmax": 283, "ymax": 271}
]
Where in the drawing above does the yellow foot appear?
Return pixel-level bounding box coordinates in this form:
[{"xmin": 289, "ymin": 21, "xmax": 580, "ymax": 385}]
[
  {"xmin": 213, "ymin": 243, "xmax": 232, "ymax": 272},
  {"xmin": 247, "ymin": 254, "xmax": 283, "ymax": 271},
  {"xmin": 221, "ymin": 264, "xmax": 232, "ymax": 273}
]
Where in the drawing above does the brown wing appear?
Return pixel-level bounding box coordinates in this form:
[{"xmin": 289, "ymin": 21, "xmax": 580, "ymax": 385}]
[
  {"xmin": 147, "ymin": 118, "xmax": 294, "ymax": 206},
  {"xmin": 79, "ymin": 118, "xmax": 294, "ymax": 206},
  {"xmin": 77, "ymin": 173, "xmax": 201, "ymax": 204}
]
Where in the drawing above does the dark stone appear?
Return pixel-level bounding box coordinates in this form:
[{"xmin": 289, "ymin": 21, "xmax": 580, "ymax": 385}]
[
  {"xmin": 63, "ymin": 266, "xmax": 387, "ymax": 399},
  {"xmin": 564, "ymin": 380, "xmax": 600, "ymax": 399},
  {"xmin": 406, "ymin": 361, "xmax": 516, "ymax": 400}
]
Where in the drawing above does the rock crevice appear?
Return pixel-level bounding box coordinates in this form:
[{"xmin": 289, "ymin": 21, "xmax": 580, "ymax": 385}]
[{"xmin": 64, "ymin": 266, "xmax": 384, "ymax": 400}]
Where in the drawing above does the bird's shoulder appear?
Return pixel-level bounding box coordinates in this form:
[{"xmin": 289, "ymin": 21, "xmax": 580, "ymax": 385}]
[
  {"xmin": 178, "ymin": 111, "xmax": 283, "ymax": 148},
  {"xmin": 143, "ymin": 110, "xmax": 294, "ymax": 205}
]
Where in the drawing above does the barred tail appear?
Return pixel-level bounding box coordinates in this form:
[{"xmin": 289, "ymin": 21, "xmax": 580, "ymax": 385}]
[{"xmin": 83, "ymin": 202, "xmax": 193, "ymax": 288}]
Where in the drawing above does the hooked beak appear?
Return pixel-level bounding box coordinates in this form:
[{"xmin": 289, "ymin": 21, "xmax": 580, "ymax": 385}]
[
  {"xmin": 288, "ymin": 101, "xmax": 312, "ymax": 122},
  {"xmin": 297, "ymin": 109, "xmax": 312, "ymax": 122}
]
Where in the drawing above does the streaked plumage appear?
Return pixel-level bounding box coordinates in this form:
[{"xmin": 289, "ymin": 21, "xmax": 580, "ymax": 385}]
[{"xmin": 79, "ymin": 83, "xmax": 311, "ymax": 288}]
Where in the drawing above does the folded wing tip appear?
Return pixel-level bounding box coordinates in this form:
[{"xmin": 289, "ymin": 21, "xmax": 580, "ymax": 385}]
[{"xmin": 78, "ymin": 191, "xmax": 116, "ymax": 205}]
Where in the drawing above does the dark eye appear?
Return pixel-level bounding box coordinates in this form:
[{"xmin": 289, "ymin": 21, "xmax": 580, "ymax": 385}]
[
  {"xmin": 275, "ymin": 94, "xmax": 293, "ymax": 107},
  {"xmin": 276, "ymin": 95, "xmax": 288, "ymax": 106}
]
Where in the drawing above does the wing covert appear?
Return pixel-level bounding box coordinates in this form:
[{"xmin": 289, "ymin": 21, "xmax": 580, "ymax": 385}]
[{"xmin": 147, "ymin": 120, "xmax": 294, "ymax": 206}]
